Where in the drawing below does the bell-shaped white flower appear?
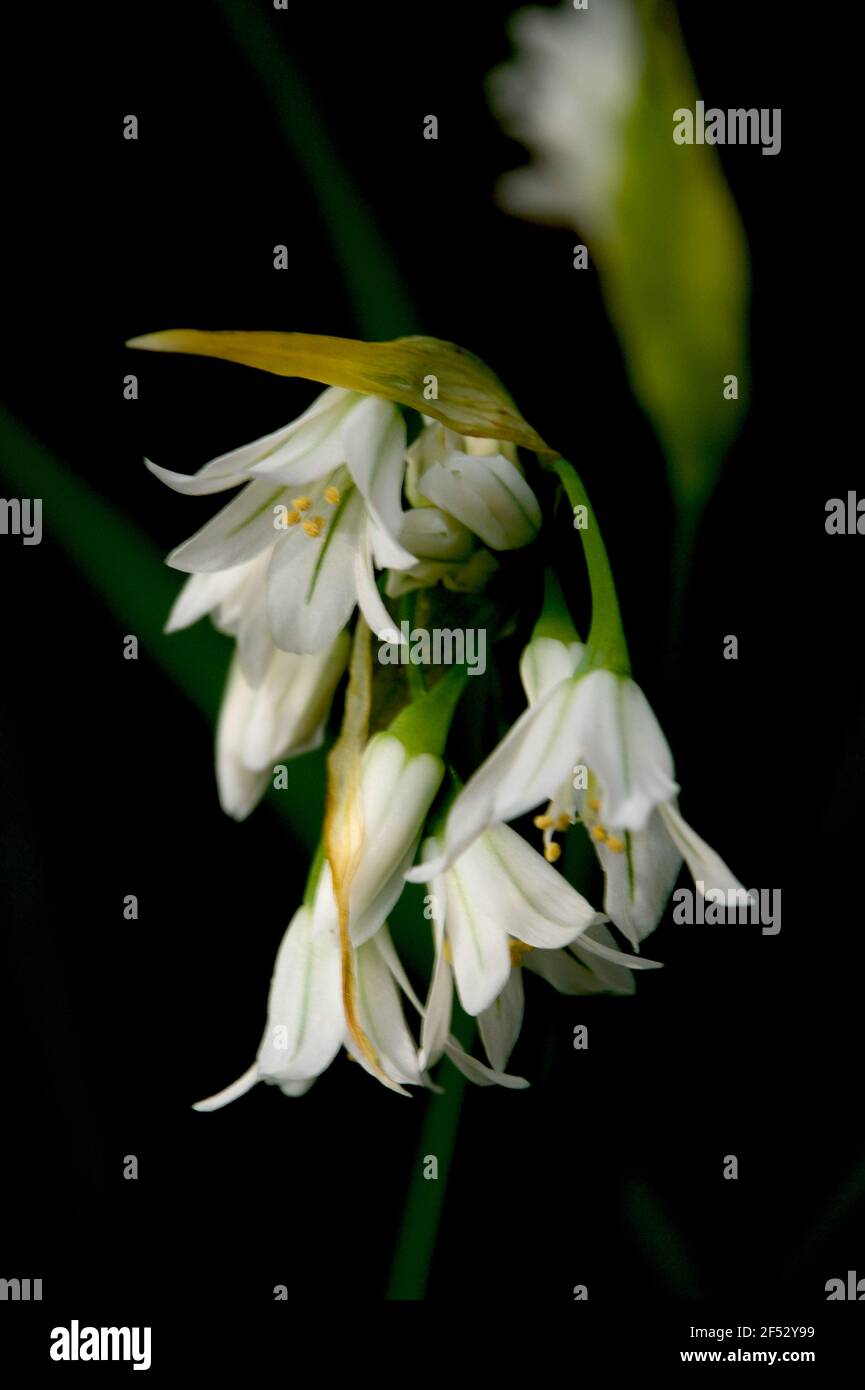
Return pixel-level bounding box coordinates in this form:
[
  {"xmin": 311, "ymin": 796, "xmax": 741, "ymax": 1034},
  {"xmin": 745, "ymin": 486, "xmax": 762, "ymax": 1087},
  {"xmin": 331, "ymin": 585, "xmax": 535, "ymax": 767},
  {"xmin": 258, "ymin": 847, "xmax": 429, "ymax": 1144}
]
[
  {"xmin": 193, "ymin": 906, "xmax": 430, "ymax": 1106},
  {"xmin": 420, "ymin": 833, "xmax": 662, "ymax": 1074},
  {"xmin": 406, "ymin": 417, "xmax": 542, "ymax": 552},
  {"xmin": 408, "ymin": 634, "xmax": 742, "ymax": 947},
  {"xmin": 147, "ymin": 387, "xmax": 417, "ymax": 655},
  {"xmin": 165, "ymin": 550, "xmax": 350, "ymax": 820},
  {"xmin": 420, "ymin": 822, "xmax": 605, "ymax": 1026},
  {"xmin": 316, "ymin": 730, "xmax": 444, "ymax": 947},
  {"xmin": 489, "ymin": 0, "xmax": 641, "ymax": 239},
  {"xmin": 215, "ymin": 636, "xmax": 350, "ymax": 821}
]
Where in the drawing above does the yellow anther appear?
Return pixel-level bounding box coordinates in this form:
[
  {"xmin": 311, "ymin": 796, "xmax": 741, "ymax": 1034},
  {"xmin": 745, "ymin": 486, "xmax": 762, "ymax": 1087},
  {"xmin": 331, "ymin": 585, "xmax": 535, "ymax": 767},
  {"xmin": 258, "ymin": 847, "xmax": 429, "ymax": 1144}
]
[
  {"xmin": 555, "ymin": 813, "xmax": 572, "ymax": 831},
  {"xmin": 588, "ymin": 798, "xmax": 601, "ymax": 813},
  {"xmin": 509, "ymin": 939, "xmax": 535, "ymax": 967},
  {"xmin": 284, "ymin": 510, "xmax": 301, "ymax": 527},
  {"xmin": 606, "ymin": 835, "xmax": 625, "ymax": 853},
  {"xmin": 443, "ymin": 939, "xmax": 453, "ymax": 966},
  {"xmin": 544, "ymin": 841, "xmax": 562, "ymax": 863},
  {"xmin": 591, "ymin": 824, "xmax": 608, "ymax": 843},
  {"xmin": 533, "ymin": 814, "xmax": 554, "ymax": 829},
  {"xmin": 292, "ymin": 497, "xmax": 312, "ymax": 512},
  {"xmin": 302, "ymin": 516, "xmax": 326, "ymax": 538},
  {"xmin": 323, "ymin": 485, "xmax": 341, "ymax": 505}
]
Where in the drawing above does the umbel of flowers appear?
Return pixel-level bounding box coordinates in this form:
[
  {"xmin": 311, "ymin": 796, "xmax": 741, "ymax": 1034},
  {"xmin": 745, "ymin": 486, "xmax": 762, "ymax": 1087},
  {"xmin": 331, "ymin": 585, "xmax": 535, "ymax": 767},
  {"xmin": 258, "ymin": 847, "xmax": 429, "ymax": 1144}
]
[{"xmin": 128, "ymin": 328, "xmax": 743, "ymax": 1102}]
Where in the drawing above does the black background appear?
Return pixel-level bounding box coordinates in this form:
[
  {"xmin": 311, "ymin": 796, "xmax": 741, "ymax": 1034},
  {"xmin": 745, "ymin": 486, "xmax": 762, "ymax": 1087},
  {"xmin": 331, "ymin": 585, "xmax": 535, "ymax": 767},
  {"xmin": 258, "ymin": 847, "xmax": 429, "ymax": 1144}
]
[{"xmin": 1, "ymin": 0, "xmax": 862, "ymax": 1360}]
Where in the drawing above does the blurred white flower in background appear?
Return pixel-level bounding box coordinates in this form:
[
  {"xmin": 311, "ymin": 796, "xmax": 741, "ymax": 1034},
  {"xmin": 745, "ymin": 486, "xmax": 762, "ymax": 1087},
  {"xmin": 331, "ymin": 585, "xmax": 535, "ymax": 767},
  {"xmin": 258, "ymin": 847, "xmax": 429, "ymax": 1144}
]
[{"xmin": 489, "ymin": 0, "xmax": 641, "ymax": 238}]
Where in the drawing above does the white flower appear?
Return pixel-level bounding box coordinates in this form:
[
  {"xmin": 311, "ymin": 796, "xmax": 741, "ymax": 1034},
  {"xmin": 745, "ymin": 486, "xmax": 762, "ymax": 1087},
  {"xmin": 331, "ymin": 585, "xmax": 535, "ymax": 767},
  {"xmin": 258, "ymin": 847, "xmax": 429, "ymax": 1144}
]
[
  {"xmin": 193, "ymin": 906, "xmax": 430, "ymax": 1105},
  {"xmin": 406, "ymin": 418, "xmax": 542, "ymax": 552},
  {"xmin": 418, "ymin": 823, "xmax": 661, "ymax": 1075},
  {"xmin": 408, "ymin": 635, "xmax": 742, "ymax": 947},
  {"xmin": 324, "ymin": 730, "xmax": 445, "ymax": 947},
  {"xmin": 165, "ymin": 550, "xmax": 350, "ymax": 819},
  {"xmin": 215, "ymin": 637, "xmax": 350, "ymax": 821},
  {"xmin": 489, "ymin": 0, "xmax": 642, "ymax": 238},
  {"xmin": 148, "ymin": 387, "xmax": 417, "ymax": 655},
  {"xmin": 421, "ymin": 821, "xmax": 604, "ymax": 1021}
]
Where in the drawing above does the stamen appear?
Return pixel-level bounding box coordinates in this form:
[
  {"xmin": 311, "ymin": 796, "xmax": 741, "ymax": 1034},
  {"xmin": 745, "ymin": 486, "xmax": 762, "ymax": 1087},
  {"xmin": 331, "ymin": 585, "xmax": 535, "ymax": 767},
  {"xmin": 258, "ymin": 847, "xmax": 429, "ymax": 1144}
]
[
  {"xmin": 284, "ymin": 510, "xmax": 301, "ymax": 527},
  {"xmin": 302, "ymin": 516, "xmax": 326, "ymax": 538},
  {"xmin": 588, "ymin": 797, "xmax": 601, "ymax": 812},
  {"xmin": 591, "ymin": 824, "xmax": 608, "ymax": 843},
  {"xmin": 509, "ymin": 939, "xmax": 535, "ymax": 967},
  {"xmin": 533, "ymin": 813, "xmax": 554, "ymax": 829},
  {"xmin": 555, "ymin": 812, "xmax": 572, "ymax": 831},
  {"xmin": 324, "ymin": 485, "xmax": 341, "ymax": 505},
  {"xmin": 544, "ymin": 841, "xmax": 562, "ymax": 863},
  {"xmin": 292, "ymin": 497, "xmax": 312, "ymax": 512},
  {"xmin": 606, "ymin": 835, "xmax": 625, "ymax": 853}
]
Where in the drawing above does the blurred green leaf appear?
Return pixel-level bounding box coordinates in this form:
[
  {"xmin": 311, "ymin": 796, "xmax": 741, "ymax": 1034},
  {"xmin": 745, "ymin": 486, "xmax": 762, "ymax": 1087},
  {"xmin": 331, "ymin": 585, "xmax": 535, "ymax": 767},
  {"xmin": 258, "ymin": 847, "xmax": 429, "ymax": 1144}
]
[
  {"xmin": 0, "ymin": 407, "xmax": 322, "ymax": 849},
  {"xmin": 603, "ymin": 0, "xmax": 749, "ymax": 520}
]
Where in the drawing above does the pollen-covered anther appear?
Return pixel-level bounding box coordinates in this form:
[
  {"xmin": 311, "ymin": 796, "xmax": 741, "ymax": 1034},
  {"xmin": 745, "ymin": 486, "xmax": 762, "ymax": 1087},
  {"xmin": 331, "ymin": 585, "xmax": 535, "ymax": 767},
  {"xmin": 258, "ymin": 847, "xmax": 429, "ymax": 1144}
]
[
  {"xmin": 302, "ymin": 516, "xmax": 326, "ymax": 538},
  {"xmin": 544, "ymin": 841, "xmax": 562, "ymax": 863},
  {"xmin": 509, "ymin": 939, "xmax": 535, "ymax": 967},
  {"xmin": 555, "ymin": 812, "xmax": 572, "ymax": 831},
  {"xmin": 588, "ymin": 797, "xmax": 601, "ymax": 813},
  {"xmin": 284, "ymin": 509, "xmax": 301, "ymax": 526},
  {"xmin": 533, "ymin": 813, "xmax": 554, "ymax": 829},
  {"xmin": 605, "ymin": 835, "xmax": 625, "ymax": 853},
  {"xmin": 292, "ymin": 496, "xmax": 312, "ymax": 512},
  {"xmin": 590, "ymin": 824, "xmax": 608, "ymax": 843},
  {"xmin": 323, "ymin": 485, "xmax": 341, "ymax": 505}
]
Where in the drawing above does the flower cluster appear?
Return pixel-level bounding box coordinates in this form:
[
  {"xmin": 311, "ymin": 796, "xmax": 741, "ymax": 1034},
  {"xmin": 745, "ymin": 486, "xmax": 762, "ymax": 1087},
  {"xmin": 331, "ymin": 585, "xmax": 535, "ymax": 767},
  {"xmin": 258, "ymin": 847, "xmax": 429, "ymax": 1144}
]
[{"xmin": 132, "ymin": 329, "xmax": 743, "ymax": 1105}]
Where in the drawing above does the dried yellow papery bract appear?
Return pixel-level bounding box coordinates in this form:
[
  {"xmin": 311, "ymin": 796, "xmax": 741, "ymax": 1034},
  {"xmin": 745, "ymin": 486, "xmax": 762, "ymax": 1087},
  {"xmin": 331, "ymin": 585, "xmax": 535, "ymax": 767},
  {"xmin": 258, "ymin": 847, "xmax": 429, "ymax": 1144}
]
[{"xmin": 126, "ymin": 329, "xmax": 552, "ymax": 455}]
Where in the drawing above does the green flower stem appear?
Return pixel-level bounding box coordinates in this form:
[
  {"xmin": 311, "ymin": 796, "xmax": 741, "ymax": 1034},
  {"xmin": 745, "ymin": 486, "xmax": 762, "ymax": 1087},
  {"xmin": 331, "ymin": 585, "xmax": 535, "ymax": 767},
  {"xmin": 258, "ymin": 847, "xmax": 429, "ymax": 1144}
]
[
  {"xmin": 546, "ymin": 457, "xmax": 631, "ymax": 675},
  {"xmin": 385, "ymin": 1023, "xmax": 474, "ymax": 1300}
]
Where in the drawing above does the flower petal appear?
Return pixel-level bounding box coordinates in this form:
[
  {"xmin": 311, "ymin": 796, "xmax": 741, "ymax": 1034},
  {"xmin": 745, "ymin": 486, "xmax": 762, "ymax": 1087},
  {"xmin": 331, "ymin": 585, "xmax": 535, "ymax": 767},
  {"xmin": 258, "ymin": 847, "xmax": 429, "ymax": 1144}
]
[
  {"xmin": 659, "ymin": 802, "xmax": 743, "ymax": 895},
  {"xmin": 594, "ymin": 807, "xmax": 682, "ymax": 947},
  {"xmin": 144, "ymin": 414, "xmax": 306, "ymax": 496},
  {"xmin": 167, "ymin": 479, "xmax": 286, "ymax": 573},
  {"xmin": 442, "ymin": 848, "xmax": 511, "ymax": 1016},
  {"xmin": 579, "ymin": 672, "xmax": 679, "ymax": 831},
  {"xmin": 266, "ymin": 485, "xmax": 365, "ymax": 654},
  {"xmin": 420, "ymin": 911, "xmax": 453, "ymax": 1071},
  {"xmin": 418, "ymin": 451, "xmax": 541, "ymax": 550},
  {"xmin": 165, "ymin": 568, "xmax": 250, "ymax": 633},
  {"xmin": 478, "ymin": 968, "xmax": 524, "ymax": 1072},
  {"xmin": 408, "ymin": 673, "xmax": 591, "ymax": 879},
  {"xmin": 215, "ymin": 656, "xmax": 272, "ymax": 820},
  {"xmin": 354, "ymin": 524, "xmax": 402, "ymax": 643},
  {"xmin": 443, "ymin": 1038, "xmax": 529, "ymax": 1089},
  {"xmin": 256, "ymin": 905, "xmax": 344, "ymax": 1086},
  {"xmin": 192, "ymin": 1063, "xmax": 259, "ymax": 1112},
  {"xmin": 240, "ymin": 635, "xmax": 350, "ymax": 772},
  {"xmin": 398, "ymin": 507, "xmax": 475, "ymax": 561},
  {"xmin": 343, "ymin": 395, "xmax": 416, "ymax": 568},
  {"xmin": 247, "ymin": 388, "xmax": 360, "ymax": 486},
  {"xmin": 350, "ymin": 936, "xmax": 422, "ymax": 1090},
  {"xmin": 519, "ymin": 636, "xmax": 584, "ymax": 705},
  {"xmin": 482, "ymin": 823, "xmax": 603, "ymax": 945}
]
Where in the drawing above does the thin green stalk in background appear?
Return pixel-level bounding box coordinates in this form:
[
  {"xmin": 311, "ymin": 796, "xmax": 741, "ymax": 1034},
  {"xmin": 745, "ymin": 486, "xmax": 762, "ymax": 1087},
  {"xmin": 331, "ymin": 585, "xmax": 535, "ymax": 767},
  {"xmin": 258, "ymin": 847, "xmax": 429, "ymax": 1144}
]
[{"xmin": 212, "ymin": 0, "xmax": 417, "ymax": 340}]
